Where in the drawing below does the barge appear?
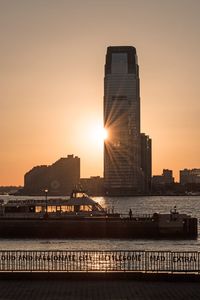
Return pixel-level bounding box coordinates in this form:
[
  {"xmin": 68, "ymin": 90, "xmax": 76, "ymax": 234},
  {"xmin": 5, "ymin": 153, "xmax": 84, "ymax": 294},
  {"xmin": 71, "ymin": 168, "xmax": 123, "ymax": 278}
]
[{"xmin": 0, "ymin": 192, "xmax": 197, "ymax": 239}]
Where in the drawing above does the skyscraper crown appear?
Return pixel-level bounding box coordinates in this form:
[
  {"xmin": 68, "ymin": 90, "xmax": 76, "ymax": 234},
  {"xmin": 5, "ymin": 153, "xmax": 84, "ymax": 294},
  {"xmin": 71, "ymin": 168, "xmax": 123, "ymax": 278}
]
[{"xmin": 105, "ymin": 46, "xmax": 137, "ymax": 74}]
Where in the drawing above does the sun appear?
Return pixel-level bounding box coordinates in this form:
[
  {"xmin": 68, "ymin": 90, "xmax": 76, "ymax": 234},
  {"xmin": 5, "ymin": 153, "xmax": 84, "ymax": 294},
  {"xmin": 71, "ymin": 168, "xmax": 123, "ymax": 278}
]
[{"xmin": 88, "ymin": 125, "xmax": 108, "ymax": 145}]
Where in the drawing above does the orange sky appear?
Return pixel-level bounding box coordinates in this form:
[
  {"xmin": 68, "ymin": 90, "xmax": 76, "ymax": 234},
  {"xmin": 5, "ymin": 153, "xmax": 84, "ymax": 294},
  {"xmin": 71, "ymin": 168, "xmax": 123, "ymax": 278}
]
[{"xmin": 0, "ymin": 0, "xmax": 200, "ymax": 185}]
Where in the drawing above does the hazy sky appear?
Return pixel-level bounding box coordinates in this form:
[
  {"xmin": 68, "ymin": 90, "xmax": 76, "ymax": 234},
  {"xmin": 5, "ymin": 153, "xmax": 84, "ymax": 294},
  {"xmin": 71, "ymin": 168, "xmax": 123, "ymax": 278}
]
[{"xmin": 0, "ymin": 0, "xmax": 200, "ymax": 185}]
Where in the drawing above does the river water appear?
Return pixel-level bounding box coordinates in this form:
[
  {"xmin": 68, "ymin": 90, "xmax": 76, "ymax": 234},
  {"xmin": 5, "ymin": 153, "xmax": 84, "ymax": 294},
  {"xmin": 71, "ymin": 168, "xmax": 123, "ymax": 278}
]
[{"xmin": 0, "ymin": 195, "xmax": 200, "ymax": 252}]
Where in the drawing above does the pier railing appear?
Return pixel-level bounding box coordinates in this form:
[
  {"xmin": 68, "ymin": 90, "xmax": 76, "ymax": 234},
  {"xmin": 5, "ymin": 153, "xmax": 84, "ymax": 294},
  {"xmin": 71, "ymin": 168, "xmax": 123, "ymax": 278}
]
[{"xmin": 0, "ymin": 250, "xmax": 200, "ymax": 273}]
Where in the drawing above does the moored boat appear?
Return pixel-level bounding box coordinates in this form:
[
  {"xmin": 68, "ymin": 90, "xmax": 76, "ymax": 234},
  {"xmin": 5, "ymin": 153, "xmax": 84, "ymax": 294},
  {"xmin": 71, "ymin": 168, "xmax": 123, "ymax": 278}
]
[{"xmin": 0, "ymin": 192, "xmax": 197, "ymax": 239}]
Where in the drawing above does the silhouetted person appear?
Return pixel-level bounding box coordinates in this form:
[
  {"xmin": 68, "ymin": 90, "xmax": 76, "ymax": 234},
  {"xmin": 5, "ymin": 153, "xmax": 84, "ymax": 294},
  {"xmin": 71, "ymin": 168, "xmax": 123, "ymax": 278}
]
[{"xmin": 129, "ymin": 209, "xmax": 132, "ymax": 220}]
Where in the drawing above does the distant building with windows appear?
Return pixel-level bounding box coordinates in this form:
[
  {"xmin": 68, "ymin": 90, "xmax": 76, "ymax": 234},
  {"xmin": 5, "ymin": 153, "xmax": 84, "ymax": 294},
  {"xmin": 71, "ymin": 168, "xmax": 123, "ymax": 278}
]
[
  {"xmin": 152, "ymin": 169, "xmax": 174, "ymax": 186},
  {"xmin": 23, "ymin": 155, "xmax": 80, "ymax": 195},
  {"xmin": 180, "ymin": 169, "xmax": 200, "ymax": 185}
]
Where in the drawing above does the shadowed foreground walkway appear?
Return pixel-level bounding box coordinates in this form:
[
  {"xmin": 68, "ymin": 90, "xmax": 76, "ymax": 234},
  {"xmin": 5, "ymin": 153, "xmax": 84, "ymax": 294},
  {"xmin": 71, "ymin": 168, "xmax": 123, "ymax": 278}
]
[{"xmin": 0, "ymin": 279, "xmax": 200, "ymax": 300}]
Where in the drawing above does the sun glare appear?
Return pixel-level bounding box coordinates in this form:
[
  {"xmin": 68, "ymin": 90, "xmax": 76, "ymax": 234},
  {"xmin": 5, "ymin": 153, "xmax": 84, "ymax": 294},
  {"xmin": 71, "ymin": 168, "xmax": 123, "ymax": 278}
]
[{"xmin": 102, "ymin": 128, "xmax": 108, "ymax": 140}]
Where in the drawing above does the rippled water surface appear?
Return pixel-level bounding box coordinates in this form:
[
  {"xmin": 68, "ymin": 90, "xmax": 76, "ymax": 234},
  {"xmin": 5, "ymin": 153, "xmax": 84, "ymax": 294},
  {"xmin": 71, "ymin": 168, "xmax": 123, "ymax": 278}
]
[{"xmin": 0, "ymin": 195, "xmax": 200, "ymax": 251}]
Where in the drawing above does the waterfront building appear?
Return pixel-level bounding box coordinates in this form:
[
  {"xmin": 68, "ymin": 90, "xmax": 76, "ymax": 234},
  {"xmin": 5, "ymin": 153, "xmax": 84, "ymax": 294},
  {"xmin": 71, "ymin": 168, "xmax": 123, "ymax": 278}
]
[
  {"xmin": 141, "ymin": 133, "xmax": 152, "ymax": 193},
  {"xmin": 104, "ymin": 46, "xmax": 144, "ymax": 195},
  {"xmin": 180, "ymin": 168, "xmax": 200, "ymax": 185},
  {"xmin": 24, "ymin": 155, "xmax": 80, "ymax": 195}
]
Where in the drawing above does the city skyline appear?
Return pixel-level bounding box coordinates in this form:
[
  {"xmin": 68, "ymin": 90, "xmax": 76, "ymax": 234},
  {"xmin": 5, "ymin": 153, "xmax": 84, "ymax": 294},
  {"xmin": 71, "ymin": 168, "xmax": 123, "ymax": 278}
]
[{"xmin": 1, "ymin": 0, "xmax": 200, "ymax": 185}]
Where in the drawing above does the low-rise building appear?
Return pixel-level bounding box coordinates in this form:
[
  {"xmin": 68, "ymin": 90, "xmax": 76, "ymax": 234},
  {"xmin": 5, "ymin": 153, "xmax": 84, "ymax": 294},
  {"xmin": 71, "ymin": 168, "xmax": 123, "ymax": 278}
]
[
  {"xmin": 152, "ymin": 169, "xmax": 174, "ymax": 186},
  {"xmin": 80, "ymin": 176, "xmax": 104, "ymax": 196}
]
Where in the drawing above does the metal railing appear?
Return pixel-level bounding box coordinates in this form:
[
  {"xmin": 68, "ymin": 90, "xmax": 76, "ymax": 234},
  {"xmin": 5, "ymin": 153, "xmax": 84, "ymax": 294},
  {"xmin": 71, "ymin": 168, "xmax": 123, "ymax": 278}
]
[{"xmin": 0, "ymin": 250, "xmax": 199, "ymax": 273}]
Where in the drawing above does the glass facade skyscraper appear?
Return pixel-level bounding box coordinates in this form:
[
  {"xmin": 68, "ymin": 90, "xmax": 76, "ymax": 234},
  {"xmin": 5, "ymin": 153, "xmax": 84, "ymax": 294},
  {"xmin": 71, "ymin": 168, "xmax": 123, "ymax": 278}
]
[{"xmin": 104, "ymin": 46, "xmax": 143, "ymax": 195}]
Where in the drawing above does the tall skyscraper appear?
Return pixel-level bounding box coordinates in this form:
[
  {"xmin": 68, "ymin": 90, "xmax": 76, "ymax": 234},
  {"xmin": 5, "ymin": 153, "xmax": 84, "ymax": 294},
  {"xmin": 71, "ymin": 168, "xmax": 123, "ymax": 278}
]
[{"xmin": 104, "ymin": 46, "xmax": 143, "ymax": 195}]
